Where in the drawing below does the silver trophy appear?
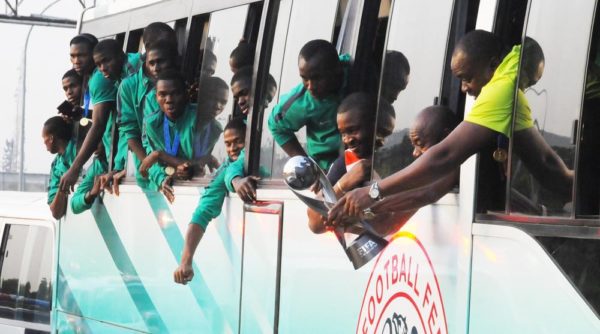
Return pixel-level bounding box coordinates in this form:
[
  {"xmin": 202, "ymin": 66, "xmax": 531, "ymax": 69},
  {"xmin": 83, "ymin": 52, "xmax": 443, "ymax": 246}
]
[{"xmin": 283, "ymin": 156, "xmax": 388, "ymax": 269}]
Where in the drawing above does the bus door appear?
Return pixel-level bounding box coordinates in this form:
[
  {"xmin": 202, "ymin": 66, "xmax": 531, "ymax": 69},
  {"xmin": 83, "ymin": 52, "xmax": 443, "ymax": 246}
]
[{"xmin": 0, "ymin": 218, "xmax": 53, "ymax": 334}]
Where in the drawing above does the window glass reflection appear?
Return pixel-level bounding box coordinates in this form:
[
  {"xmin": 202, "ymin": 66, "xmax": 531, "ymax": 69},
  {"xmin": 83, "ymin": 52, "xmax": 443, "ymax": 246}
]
[
  {"xmin": 373, "ymin": 0, "xmax": 454, "ymax": 178},
  {"xmin": 0, "ymin": 225, "xmax": 53, "ymax": 325},
  {"xmin": 509, "ymin": 0, "xmax": 594, "ymax": 216}
]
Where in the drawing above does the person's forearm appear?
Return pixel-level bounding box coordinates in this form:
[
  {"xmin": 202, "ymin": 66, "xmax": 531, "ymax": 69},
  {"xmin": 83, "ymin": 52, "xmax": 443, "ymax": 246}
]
[
  {"xmin": 281, "ymin": 138, "xmax": 306, "ymax": 157},
  {"xmin": 49, "ymin": 192, "xmax": 68, "ymax": 219},
  {"xmin": 181, "ymin": 224, "xmax": 205, "ymax": 264},
  {"xmin": 128, "ymin": 138, "xmax": 147, "ymax": 162},
  {"xmin": 378, "ymin": 144, "xmax": 458, "ymax": 197},
  {"xmin": 72, "ymin": 106, "xmax": 110, "ymax": 169},
  {"xmin": 373, "ymin": 170, "xmax": 458, "ymax": 213},
  {"xmin": 156, "ymin": 151, "xmax": 188, "ymax": 167}
]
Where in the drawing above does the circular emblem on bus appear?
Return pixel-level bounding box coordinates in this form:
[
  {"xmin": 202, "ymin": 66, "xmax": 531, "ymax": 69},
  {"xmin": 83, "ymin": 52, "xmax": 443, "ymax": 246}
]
[{"xmin": 357, "ymin": 231, "xmax": 447, "ymax": 334}]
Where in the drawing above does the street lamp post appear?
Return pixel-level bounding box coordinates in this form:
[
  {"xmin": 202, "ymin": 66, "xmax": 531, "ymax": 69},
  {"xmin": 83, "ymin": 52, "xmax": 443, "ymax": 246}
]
[{"xmin": 19, "ymin": 0, "xmax": 66, "ymax": 191}]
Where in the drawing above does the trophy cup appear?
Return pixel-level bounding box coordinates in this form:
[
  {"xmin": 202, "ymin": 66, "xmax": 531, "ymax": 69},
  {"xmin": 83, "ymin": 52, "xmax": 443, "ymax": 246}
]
[{"xmin": 283, "ymin": 156, "xmax": 388, "ymax": 269}]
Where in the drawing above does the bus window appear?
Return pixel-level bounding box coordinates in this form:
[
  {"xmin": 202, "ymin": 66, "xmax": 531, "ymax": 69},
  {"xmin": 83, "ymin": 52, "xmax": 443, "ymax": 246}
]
[
  {"xmin": 372, "ymin": 0, "xmax": 454, "ymax": 178},
  {"xmin": 0, "ymin": 224, "xmax": 53, "ymax": 326},
  {"xmin": 576, "ymin": 2, "xmax": 600, "ymax": 218},
  {"xmin": 472, "ymin": 0, "xmax": 527, "ymax": 214},
  {"xmin": 125, "ymin": 28, "xmax": 143, "ymax": 53},
  {"xmin": 506, "ymin": 0, "xmax": 595, "ymax": 217},
  {"xmin": 192, "ymin": 4, "xmax": 258, "ymax": 177},
  {"xmin": 258, "ymin": 0, "xmax": 341, "ymax": 180}
]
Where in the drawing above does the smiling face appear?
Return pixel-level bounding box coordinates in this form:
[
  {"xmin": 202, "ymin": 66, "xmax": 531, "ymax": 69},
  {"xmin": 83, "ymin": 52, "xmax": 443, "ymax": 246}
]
[
  {"xmin": 451, "ymin": 49, "xmax": 496, "ymax": 97},
  {"xmin": 337, "ymin": 108, "xmax": 374, "ymax": 159},
  {"xmin": 156, "ymin": 79, "xmax": 187, "ymax": 120},
  {"xmin": 70, "ymin": 43, "xmax": 95, "ymax": 75},
  {"xmin": 298, "ymin": 55, "xmax": 341, "ymax": 100},
  {"xmin": 231, "ymin": 78, "xmax": 252, "ymax": 115},
  {"xmin": 145, "ymin": 48, "xmax": 175, "ymax": 81},
  {"xmin": 62, "ymin": 76, "xmax": 82, "ymax": 106},
  {"xmin": 224, "ymin": 128, "xmax": 245, "ymax": 161}
]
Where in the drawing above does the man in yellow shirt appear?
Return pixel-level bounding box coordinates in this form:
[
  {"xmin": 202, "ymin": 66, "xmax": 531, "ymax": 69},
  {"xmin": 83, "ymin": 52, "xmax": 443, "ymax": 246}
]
[{"xmin": 329, "ymin": 30, "xmax": 572, "ymax": 224}]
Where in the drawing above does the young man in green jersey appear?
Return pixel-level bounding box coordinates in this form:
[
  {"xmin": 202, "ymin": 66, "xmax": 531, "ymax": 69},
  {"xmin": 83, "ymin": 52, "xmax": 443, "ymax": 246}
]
[
  {"xmin": 59, "ymin": 39, "xmax": 142, "ymax": 193},
  {"xmin": 173, "ymin": 118, "xmax": 258, "ymax": 285},
  {"xmin": 140, "ymin": 70, "xmax": 197, "ymax": 200},
  {"xmin": 268, "ymin": 39, "xmax": 350, "ymax": 170},
  {"xmin": 114, "ymin": 38, "xmax": 179, "ymax": 194},
  {"xmin": 43, "ymin": 116, "xmax": 76, "ymax": 219}
]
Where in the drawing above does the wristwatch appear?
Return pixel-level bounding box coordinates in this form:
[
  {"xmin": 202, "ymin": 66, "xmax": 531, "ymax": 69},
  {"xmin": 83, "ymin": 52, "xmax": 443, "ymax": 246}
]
[{"xmin": 368, "ymin": 182, "xmax": 384, "ymax": 201}]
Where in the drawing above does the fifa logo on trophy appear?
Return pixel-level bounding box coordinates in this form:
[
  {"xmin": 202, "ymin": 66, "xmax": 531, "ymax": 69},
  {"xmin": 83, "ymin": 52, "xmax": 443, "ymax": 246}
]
[{"xmin": 283, "ymin": 156, "xmax": 388, "ymax": 269}]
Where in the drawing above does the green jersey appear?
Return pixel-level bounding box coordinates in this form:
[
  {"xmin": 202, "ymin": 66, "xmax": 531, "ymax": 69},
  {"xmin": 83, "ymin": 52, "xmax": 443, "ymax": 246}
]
[
  {"xmin": 268, "ymin": 54, "xmax": 350, "ymax": 170},
  {"xmin": 117, "ymin": 64, "xmax": 155, "ymax": 188},
  {"xmin": 144, "ymin": 103, "xmax": 197, "ymax": 188},
  {"xmin": 191, "ymin": 150, "xmax": 246, "ymax": 229},
  {"xmin": 47, "ymin": 140, "xmax": 77, "ymax": 204},
  {"xmin": 70, "ymin": 156, "xmax": 108, "ymax": 214},
  {"xmin": 88, "ymin": 53, "xmax": 142, "ymax": 168}
]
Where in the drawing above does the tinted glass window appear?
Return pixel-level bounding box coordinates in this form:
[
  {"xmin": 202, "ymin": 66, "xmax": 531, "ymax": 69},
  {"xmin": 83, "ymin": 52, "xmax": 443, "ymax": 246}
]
[
  {"xmin": 0, "ymin": 224, "xmax": 53, "ymax": 325},
  {"xmin": 194, "ymin": 5, "xmax": 253, "ymax": 176},
  {"xmin": 507, "ymin": 0, "xmax": 595, "ymax": 217},
  {"xmin": 372, "ymin": 0, "xmax": 455, "ymax": 178},
  {"xmin": 258, "ymin": 0, "xmax": 341, "ymax": 180}
]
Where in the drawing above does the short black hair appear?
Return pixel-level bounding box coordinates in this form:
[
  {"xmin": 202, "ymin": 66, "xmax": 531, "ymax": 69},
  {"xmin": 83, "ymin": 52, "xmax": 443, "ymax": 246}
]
[
  {"xmin": 70, "ymin": 33, "xmax": 98, "ymax": 50},
  {"xmin": 93, "ymin": 39, "xmax": 123, "ymax": 58},
  {"xmin": 199, "ymin": 76, "xmax": 229, "ymax": 96},
  {"xmin": 298, "ymin": 39, "xmax": 340, "ymax": 68},
  {"xmin": 230, "ymin": 40, "xmax": 255, "ymax": 69},
  {"xmin": 383, "ymin": 50, "xmax": 410, "ymax": 90},
  {"xmin": 224, "ymin": 117, "xmax": 247, "ymax": 135},
  {"xmin": 337, "ymin": 92, "xmax": 377, "ymax": 124},
  {"xmin": 146, "ymin": 39, "xmax": 179, "ymax": 64},
  {"xmin": 43, "ymin": 116, "xmax": 72, "ymax": 142},
  {"xmin": 522, "ymin": 36, "xmax": 545, "ymax": 80},
  {"xmin": 231, "ymin": 66, "xmax": 253, "ymax": 86},
  {"xmin": 143, "ymin": 22, "xmax": 177, "ymax": 49},
  {"xmin": 455, "ymin": 30, "xmax": 505, "ymax": 66},
  {"xmin": 156, "ymin": 69, "xmax": 186, "ymax": 91},
  {"xmin": 416, "ymin": 105, "xmax": 458, "ymax": 142},
  {"xmin": 62, "ymin": 69, "xmax": 82, "ymax": 85}
]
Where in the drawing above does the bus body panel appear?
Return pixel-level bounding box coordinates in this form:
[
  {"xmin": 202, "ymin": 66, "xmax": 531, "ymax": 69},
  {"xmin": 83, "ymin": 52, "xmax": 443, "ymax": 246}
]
[
  {"xmin": 57, "ymin": 185, "xmax": 244, "ymax": 333},
  {"xmin": 470, "ymin": 224, "xmax": 600, "ymax": 333}
]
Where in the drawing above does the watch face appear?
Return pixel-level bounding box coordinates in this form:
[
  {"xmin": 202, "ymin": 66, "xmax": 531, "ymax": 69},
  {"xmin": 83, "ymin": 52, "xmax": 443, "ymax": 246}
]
[{"xmin": 369, "ymin": 183, "xmax": 379, "ymax": 199}]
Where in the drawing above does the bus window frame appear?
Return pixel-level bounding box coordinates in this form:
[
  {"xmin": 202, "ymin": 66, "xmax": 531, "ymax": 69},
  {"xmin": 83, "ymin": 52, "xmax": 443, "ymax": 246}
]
[
  {"xmin": 477, "ymin": 0, "xmax": 600, "ymax": 228},
  {"xmin": 95, "ymin": 1, "xmax": 266, "ymax": 188}
]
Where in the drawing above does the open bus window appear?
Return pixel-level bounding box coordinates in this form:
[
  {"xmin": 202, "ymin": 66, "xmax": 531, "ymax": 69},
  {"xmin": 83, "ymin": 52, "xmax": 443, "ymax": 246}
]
[
  {"xmin": 504, "ymin": 0, "xmax": 595, "ymax": 218},
  {"xmin": 372, "ymin": 0, "xmax": 455, "ymax": 179},
  {"xmin": 0, "ymin": 224, "xmax": 52, "ymax": 326},
  {"xmin": 258, "ymin": 0, "xmax": 342, "ymax": 180}
]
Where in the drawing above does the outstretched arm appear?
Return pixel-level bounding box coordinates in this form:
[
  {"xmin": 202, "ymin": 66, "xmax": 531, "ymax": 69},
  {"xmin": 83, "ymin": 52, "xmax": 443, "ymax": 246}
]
[
  {"xmin": 370, "ymin": 169, "xmax": 459, "ymax": 214},
  {"xmin": 174, "ymin": 224, "xmax": 205, "ymax": 285},
  {"xmin": 328, "ymin": 122, "xmax": 496, "ymax": 221},
  {"xmin": 60, "ymin": 102, "xmax": 113, "ymax": 192},
  {"xmin": 49, "ymin": 191, "xmax": 69, "ymax": 220}
]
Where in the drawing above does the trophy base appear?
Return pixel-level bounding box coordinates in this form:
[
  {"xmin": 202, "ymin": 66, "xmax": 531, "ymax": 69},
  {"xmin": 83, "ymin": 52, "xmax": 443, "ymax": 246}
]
[{"xmin": 346, "ymin": 232, "xmax": 389, "ymax": 269}]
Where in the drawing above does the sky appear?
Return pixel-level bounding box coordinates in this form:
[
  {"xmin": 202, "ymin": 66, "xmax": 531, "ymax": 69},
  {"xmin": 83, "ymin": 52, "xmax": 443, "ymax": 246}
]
[{"xmin": 0, "ymin": 0, "xmax": 82, "ymax": 174}]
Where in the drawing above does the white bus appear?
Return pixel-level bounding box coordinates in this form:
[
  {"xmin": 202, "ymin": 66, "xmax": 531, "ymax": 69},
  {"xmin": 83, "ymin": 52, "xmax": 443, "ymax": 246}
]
[{"xmin": 0, "ymin": 0, "xmax": 599, "ymax": 332}]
